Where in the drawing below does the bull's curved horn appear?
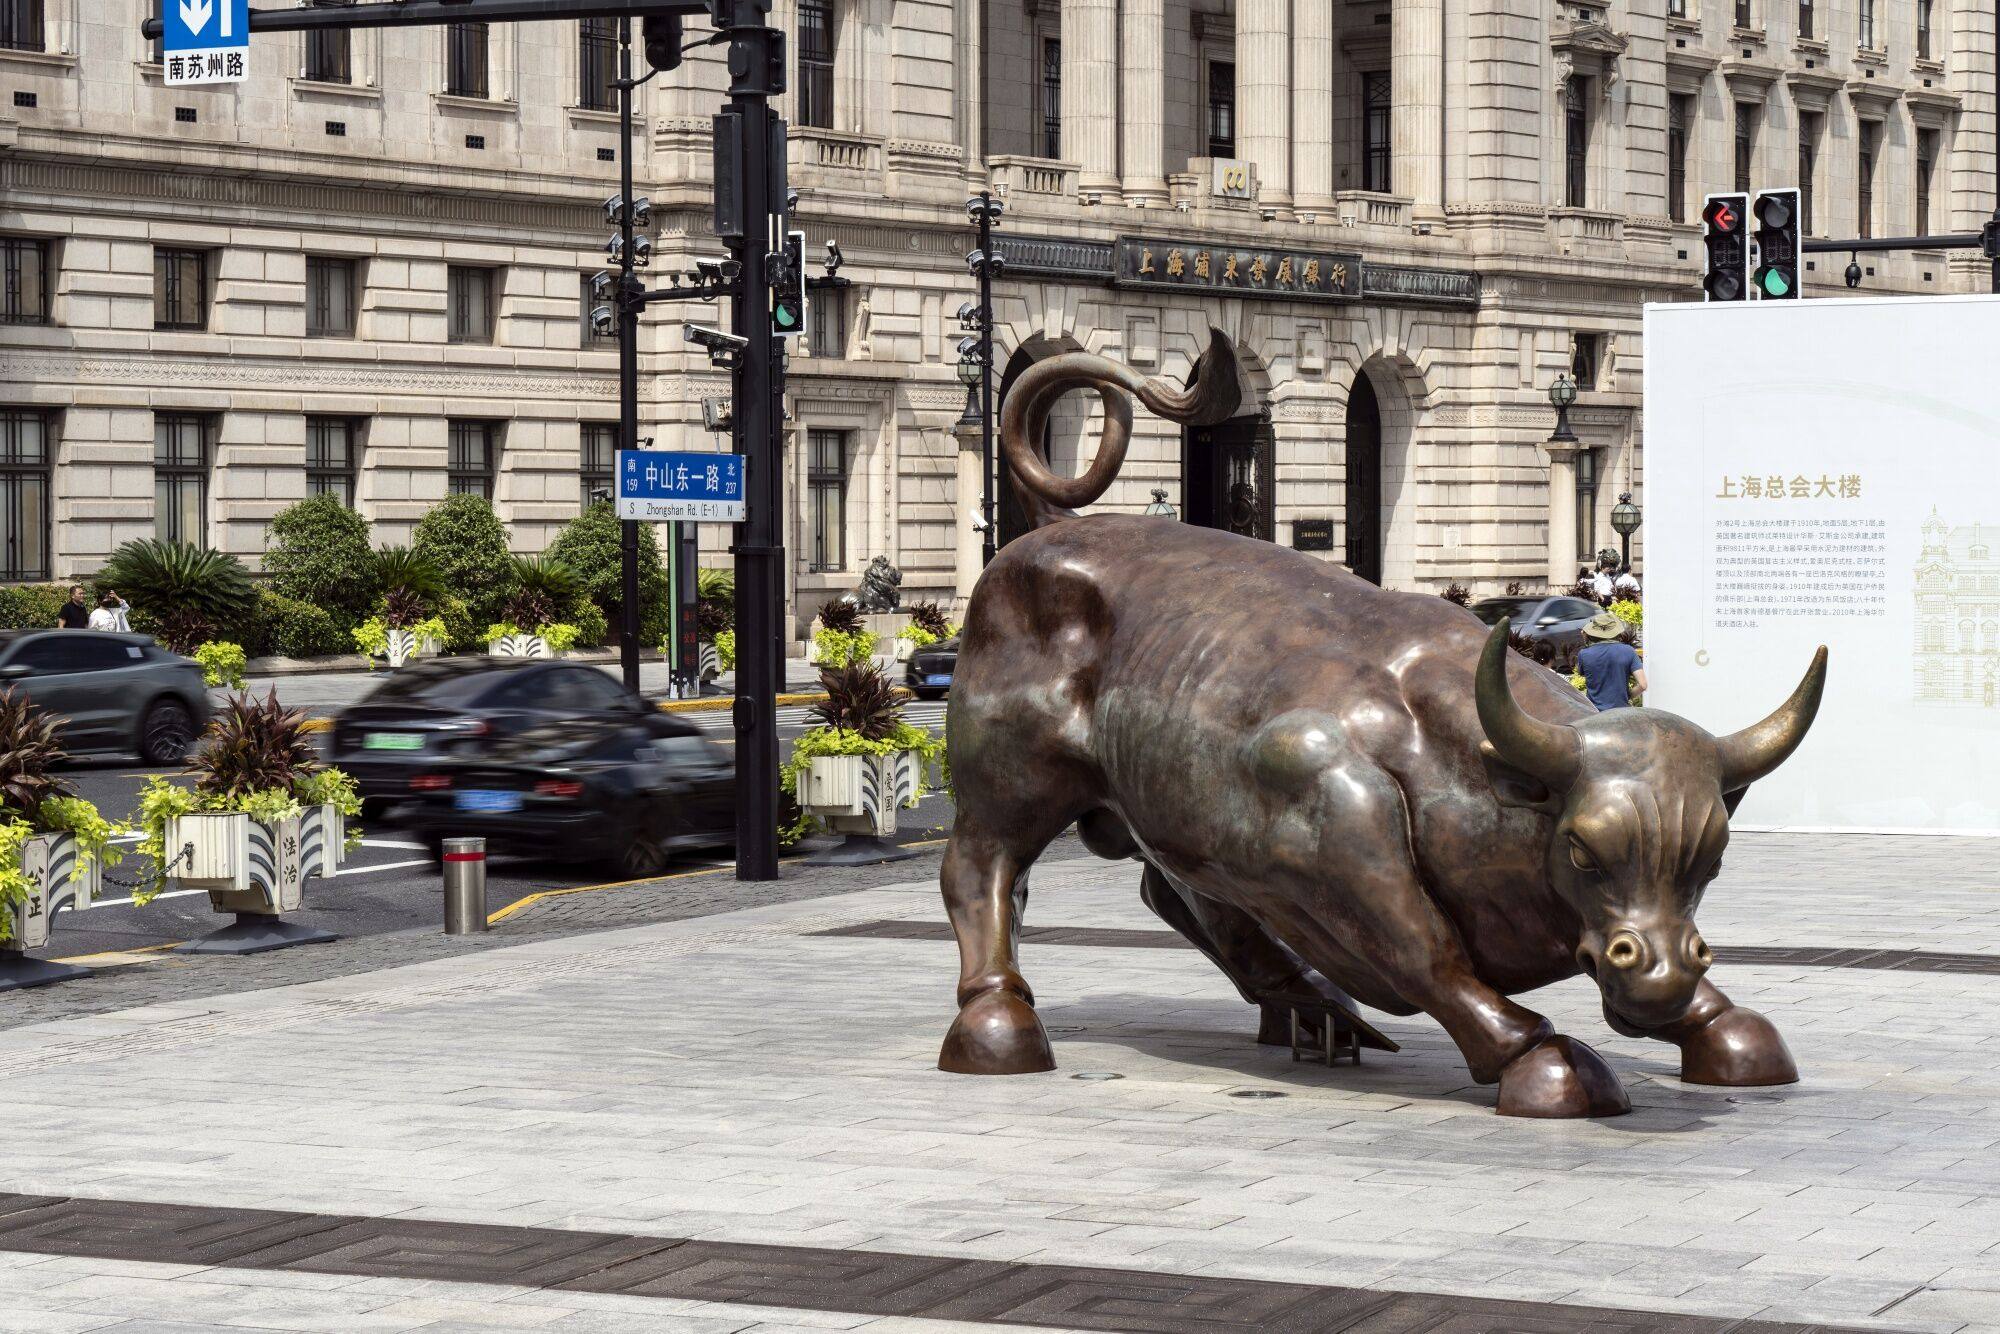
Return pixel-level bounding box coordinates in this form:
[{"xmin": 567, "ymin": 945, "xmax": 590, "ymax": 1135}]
[
  {"xmin": 999, "ymin": 327, "xmax": 1243, "ymax": 525},
  {"xmin": 1715, "ymin": 646, "xmax": 1828, "ymax": 792},
  {"xmin": 1475, "ymin": 621, "xmax": 1579, "ymax": 790}
]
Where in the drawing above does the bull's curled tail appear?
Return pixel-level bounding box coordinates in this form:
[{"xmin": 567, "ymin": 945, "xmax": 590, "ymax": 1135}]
[{"xmin": 999, "ymin": 327, "xmax": 1244, "ymax": 530}]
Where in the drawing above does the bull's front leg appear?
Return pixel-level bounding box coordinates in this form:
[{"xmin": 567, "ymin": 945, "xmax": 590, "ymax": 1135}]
[
  {"xmin": 937, "ymin": 819, "xmax": 1056, "ymax": 1076},
  {"xmin": 1612, "ymin": 978, "xmax": 1798, "ymax": 1087}
]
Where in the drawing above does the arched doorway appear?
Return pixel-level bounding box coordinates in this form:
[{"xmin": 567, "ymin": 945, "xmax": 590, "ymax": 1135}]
[
  {"xmin": 1344, "ymin": 373, "xmax": 1383, "ymax": 585},
  {"xmin": 1183, "ymin": 412, "xmax": 1275, "ymax": 541}
]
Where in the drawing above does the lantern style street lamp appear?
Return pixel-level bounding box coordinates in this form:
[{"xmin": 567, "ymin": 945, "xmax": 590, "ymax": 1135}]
[
  {"xmin": 1143, "ymin": 488, "xmax": 1177, "ymax": 520},
  {"xmin": 1610, "ymin": 491, "xmax": 1643, "ymax": 570},
  {"xmin": 1547, "ymin": 373, "xmax": 1579, "ymax": 444},
  {"xmin": 956, "ymin": 347, "xmax": 983, "ymax": 428}
]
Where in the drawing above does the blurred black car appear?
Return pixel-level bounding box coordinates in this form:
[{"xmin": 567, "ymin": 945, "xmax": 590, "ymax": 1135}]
[
  {"xmin": 326, "ymin": 657, "xmax": 665, "ymax": 818},
  {"xmin": 1468, "ymin": 595, "xmax": 1601, "ymax": 656},
  {"xmin": 905, "ymin": 638, "xmax": 958, "ymax": 700},
  {"xmin": 394, "ymin": 714, "xmax": 734, "ymax": 876},
  {"xmin": 0, "ymin": 630, "xmax": 208, "ymax": 763}
]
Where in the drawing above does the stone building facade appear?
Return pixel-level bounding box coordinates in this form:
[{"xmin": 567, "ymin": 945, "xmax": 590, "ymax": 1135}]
[
  {"xmin": 0, "ymin": 0, "xmax": 1991, "ymax": 627},
  {"xmin": 1914, "ymin": 507, "xmax": 2000, "ymax": 707}
]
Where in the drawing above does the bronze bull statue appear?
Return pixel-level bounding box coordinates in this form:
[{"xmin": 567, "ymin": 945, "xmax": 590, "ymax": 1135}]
[{"xmin": 939, "ymin": 331, "xmax": 1825, "ymax": 1118}]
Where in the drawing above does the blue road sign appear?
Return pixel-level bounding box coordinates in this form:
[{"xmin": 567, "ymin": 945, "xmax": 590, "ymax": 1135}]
[
  {"xmin": 162, "ymin": 0, "xmax": 249, "ymax": 87},
  {"xmin": 617, "ymin": 450, "xmax": 747, "ymax": 522}
]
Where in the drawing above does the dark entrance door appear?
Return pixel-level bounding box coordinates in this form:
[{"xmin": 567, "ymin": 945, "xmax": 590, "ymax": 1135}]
[
  {"xmin": 1344, "ymin": 375, "xmax": 1383, "ymax": 585},
  {"xmin": 1183, "ymin": 415, "xmax": 1275, "ymax": 541}
]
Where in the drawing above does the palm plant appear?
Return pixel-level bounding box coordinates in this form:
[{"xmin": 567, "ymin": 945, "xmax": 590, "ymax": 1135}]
[
  {"xmin": 817, "ymin": 597, "xmax": 862, "ymax": 635},
  {"xmin": 810, "ymin": 663, "xmax": 901, "ymax": 741},
  {"xmin": 372, "ymin": 546, "xmax": 445, "ymax": 607},
  {"xmin": 505, "ymin": 554, "xmax": 581, "ymax": 629},
  {"xmin": 1440, "ymin": 583, "xmax": 1472, "ymax": 607},
  {"xmin": 188, "ymin": 691, "xmax": 320, "ymax": 803},
  {"xmin": 0, "ymin": 690, "xmax": 74, "ymax": 822},
  {"xmin": 98, "ymin": 540, "xmax": 255, "ymax": 641},
  {"xmin": 907, "ymin": 600, "xmax": 951, "ymax": 638},
  {"xmin": 697, "ymin": 566, "xmax": 735, "ymax": 635}
]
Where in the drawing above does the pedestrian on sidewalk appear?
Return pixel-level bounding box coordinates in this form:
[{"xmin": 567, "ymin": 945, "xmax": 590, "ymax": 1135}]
[
  {"xmin": 55, "ymin": 586, "xmax": 88, "ymax": 629},
  {"xmin": 1576, "ymin": 613, "xmax": 1645, "ymax": 712},
  {"xmin": 88, "ymin": 590, "xmax": 131, "ymax": 633}
]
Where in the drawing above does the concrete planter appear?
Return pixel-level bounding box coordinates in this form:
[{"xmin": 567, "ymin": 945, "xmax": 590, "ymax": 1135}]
[
  {"xmin": 167, "ymin": 804, "xmax": 347, "ymax": 954},
  {"xmin": 7, "ymin": 831, "xmax": 100, "ymax": 952},
  {"xmin": 802, "ymin": 750, "xmax": 921, "ymax": 839},
  {"xmin": 488, "ymin": 635, "xmax": 550, "ymax": 659}
]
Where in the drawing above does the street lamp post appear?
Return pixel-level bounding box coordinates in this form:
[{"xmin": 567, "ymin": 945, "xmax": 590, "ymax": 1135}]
[
  {"xmin": 964, "ymin": 193, "xmax": 1005, "ymax": 565},
  {"xmin": 1143, "ymin": 489, "xmax": 1178, "ymax": 519},
  {"xmin": 1610, "ymin": 492, "xmax": 1642, "ymax": 571},
  {"xmin": 1547, "ymin": 373, "xmax": 1579, "ymax": 444}
]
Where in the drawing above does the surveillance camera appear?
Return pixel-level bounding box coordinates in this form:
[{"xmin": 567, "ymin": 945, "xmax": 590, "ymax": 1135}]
[
  {"xmin": 965, "ymin": 248, "xmax": 985, "ymax": 273},
  {"xmin": 787, "ymin": 188, "xmax": 801, "ymax": 213},
  {"xmin": 957, "ymin": 300, "xmax": 979, "ymax": 325},
  {"xmin": 956, "ymin": 335, "xmax": 980, "ymax": 358},
  {"xmin": 989, "ymin": 196, "xmax": 1005, "ymax": 221},
  {"xmin": 1845, "ymin": 258, "xmax": 1862, "ymax": 289},
  {"xmin": 720, "ymin": 258, "xmax": 743, "ymax": 283},
  {"xmin": 684, "ymin": 323, "xmax": 749, "ymax": 368},
  {"xmin": 987, "ymin": 252, "xmax": 1006, "ymax": 276},
  {"xmin": 630, "ymin": 197, "xmax": 653, "ymax": 229},
  {"xmin": 603, "ymin": 193, "xmax": 625, "ymax": 223},
  {"xmin": 966, "ymin": 197, "xmax": 984, "ymax": 221},
  {"xmin": 701, "ymin": 396, "xmax": 734, "ymax": 433},
  {"xmin": 605, "ymin": 234, "xmax": 624, "ymax": 260},
  {"xmin": 590, "ymin": 270, "xmax": 615, "ymax": 301},
  {"xmin": 970, "ymin": 512, "xmax": 991, "ymax": 533},
  {"xmin": 590, "ymin": 305, "xmax": 615, "ymax": 337},
  {"xmin": 823, "ymin": 240, "xmax": 843, "ymax": 275},
  {"xmin": 631, "ymin": 235, "xmax": 653, "ymax": 266},
  {"xmin": 695, "ymin": 258, "xmax": 723, "ymax": 283}
]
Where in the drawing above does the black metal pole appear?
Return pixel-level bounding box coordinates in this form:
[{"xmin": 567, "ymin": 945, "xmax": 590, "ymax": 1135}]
[
  {"xmin": 616, "ymin": 20, "xmax": 643, "ymax": 693},
  {"xmin": 722, "ymin": 0, "xmax": 784, "ymax": 882},
  {"xmin": 977, "ymin": 196, "xmax": 996, "ymax": 568},
  {"xmin": 145, "ymin": 0, "xmax": 709, "ymax": 38}
]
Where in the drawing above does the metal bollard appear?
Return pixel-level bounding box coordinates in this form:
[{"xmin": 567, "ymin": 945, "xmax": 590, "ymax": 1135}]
[{"xmin": 442, "ymin": 837, "xmax": 488, "ymax": 935}]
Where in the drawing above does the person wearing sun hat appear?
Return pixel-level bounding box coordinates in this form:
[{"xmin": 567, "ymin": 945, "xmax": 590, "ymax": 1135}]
[{"xmin": 1575, "ymin": 612, "xmax": 1646, "ymax": 712}]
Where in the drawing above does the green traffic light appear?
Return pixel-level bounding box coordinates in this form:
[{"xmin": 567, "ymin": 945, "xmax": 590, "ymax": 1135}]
[
  {"xmin": 774, "ymin": 304, "xmax": 800, "ymax": 329},
  {"xmin": 1760, "ymin": 269, "xmax": 1791, "ymax": 297}
]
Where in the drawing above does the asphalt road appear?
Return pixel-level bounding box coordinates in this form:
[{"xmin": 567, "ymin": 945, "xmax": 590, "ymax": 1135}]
[{"xmin": 33, "ymin": 695, "xmax": 956, "ymax": 963}]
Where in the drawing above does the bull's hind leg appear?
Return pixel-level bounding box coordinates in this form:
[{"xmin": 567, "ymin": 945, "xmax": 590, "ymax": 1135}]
[
  {"xmin": 938, "ymin": 814, "xmax": 1064, "ymax": 1075},
  {"xmin": 1619, "ymin": 978, "xmax": 1799, "ymax": 1087}
]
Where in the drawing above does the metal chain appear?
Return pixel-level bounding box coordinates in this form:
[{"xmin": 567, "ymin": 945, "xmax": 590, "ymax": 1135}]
[{"xmin": 100, "ymin": 842, "xmax": 195, "ymax": 891}]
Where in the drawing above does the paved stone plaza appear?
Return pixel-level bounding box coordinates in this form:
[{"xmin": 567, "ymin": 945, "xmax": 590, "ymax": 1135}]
[{"xmin": 0, "ymin": 832, "xmax": 1996, "ymax": 1332}]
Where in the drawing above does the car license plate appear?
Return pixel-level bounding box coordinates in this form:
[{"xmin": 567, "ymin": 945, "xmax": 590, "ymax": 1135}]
[
  {"xmin": 364, "ymin": 732, "xmax": 425, "ymax": 751},
  {"xmin": 924, "ymin": 674, "xmax": 952, "ymax": 687},
  {"xmin": 456, "ymin": 789, "xmax": 522, "ymax": 814}
]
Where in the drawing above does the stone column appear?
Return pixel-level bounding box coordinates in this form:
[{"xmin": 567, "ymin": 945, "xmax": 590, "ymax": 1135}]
[
  {"xmin": 1062, "ymin": 0, "xmax": 1121, "ymax": 204},
  {"xmin": 1392, "ymin": 0, "xmax": 1446, "ymax": 222},
  {"xmin": 953, "ymin": 417, "xmax": 984, "ymax": 604},
  {"xmin": 1120, "ymin": 0, "xmax": 1169, "ymax": 207},
  {"xmin": 1544, "ymin": 441, "xmax": 1580, "ymax": 587},
  {"xmin": 1236, "ymin": 0, "xmax": 1292, "ymax": 214},
  {"xmin": 1293, "ymin": 1, "xmax": 1337, "ymax": 220}
]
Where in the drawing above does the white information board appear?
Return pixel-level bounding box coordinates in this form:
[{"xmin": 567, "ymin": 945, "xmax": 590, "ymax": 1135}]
[
  {"xmin": 1645, "ymin": 294, "xmax": 2000, "ymax": 833},
  {"xmin": 1648, "ymin": 296, "xmax": 2000, "ymax": 828}
]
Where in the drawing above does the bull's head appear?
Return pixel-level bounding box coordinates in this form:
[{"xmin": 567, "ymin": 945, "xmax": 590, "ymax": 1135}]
[{"xmin": 1475, "ymin": 624, "xmax": 1826, "ymax": 1031}]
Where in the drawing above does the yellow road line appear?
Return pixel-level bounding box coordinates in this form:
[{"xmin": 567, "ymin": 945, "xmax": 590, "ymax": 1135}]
[{"xmin": 54, "ymin": 941, "xmax": 182, "ymax": 966}]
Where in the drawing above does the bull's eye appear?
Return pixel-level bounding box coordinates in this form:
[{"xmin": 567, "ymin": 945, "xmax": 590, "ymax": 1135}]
[{"xmin": 1568, "ymin": 838, "xmax": 1598, "ymax": 872}]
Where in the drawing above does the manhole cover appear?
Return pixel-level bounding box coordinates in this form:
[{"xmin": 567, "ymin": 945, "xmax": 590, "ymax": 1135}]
[
  {"xmin": 1228, "ymin": 1089, "xmax": 1287, "ymax": 1099},
  {"xmin": 1070, "ymin": 1071, "xmax": 1123, "ymax": 1081}
]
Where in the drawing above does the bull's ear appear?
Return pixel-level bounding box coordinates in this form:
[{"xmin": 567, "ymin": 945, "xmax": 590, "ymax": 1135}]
[
  {"xmin": 1723, "ymin": 785, "xmax": 1751, "ymax": 818},
  {"xmin": 1481, "ymin": 742, "xmax": 1564, "ymax": 815}
]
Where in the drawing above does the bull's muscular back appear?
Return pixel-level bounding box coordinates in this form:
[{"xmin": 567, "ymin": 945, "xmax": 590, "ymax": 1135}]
[{"xmin": 953, "ymin": 516, "xmax": 1596, "ymax": 997}]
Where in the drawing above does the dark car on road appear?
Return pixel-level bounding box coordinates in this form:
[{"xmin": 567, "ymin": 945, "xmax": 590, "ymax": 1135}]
[
  {"xmin": 905, "ymin": 638, "xmax": 958, "ymax": 700},
  {"xmin": 327, "ymin": 657, "xmax": 670, "ymax": 818},
  {"xmin": 393, "ymin": 713, "xmax": 735, "ymax": 876},
  {"xmin": 1468, "ymin": 595, "xmax": 1602, "ymax": 658},
  {"xmin": 0, "ymin": 630, "xmax": 208, "ymax": 763}
]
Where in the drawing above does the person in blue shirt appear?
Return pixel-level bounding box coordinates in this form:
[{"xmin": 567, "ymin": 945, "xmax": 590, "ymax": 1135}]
[{"xmin": 1575, "ymin": 612, "xmax": 1646, "ymax": 711}]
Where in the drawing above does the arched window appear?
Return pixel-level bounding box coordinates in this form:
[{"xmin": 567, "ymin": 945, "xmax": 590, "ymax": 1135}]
[{"xmin": 1960, "ymin": 620, "xmax": 1976, "ymax": 651}]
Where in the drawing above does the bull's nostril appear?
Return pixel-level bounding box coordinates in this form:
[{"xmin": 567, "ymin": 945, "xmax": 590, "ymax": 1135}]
[
  {"xmin": 1605, "ymin": 932, "xmax": 1644, "ymax": 970},
  {"xmin": 1690, "ymin": 935, "xmax": 1713, "ymax": 968}
]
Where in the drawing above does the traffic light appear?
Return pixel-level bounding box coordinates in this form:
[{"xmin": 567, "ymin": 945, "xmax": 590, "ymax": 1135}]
[
  {"xmin": 1751, "ymin": 187, "xmax": 1802, "ymax": 300},
  {"xmin": 643, "ymin": 14, "xmax": 684, "ymax": 73},
  {"xmin": 1701, "ymin": 193, "xmax": 1749, "ymax": 303},
  {"xmin": 771, "ymin": 229, "xmax": 807, "ymax": 340}
]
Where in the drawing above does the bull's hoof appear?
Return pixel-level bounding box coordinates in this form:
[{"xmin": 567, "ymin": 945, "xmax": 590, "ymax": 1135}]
[
  {"xmin": 939, "ymin": 990, "xmax": 1056, "ymax": 1075},
  {"xmin": 1675, "ymin": 1005, "xmax": 1799, "ymax": 1087},
  {"xmin": 1495, "ymin": 1036, "xmax": 1630, "ymax": 1119}
]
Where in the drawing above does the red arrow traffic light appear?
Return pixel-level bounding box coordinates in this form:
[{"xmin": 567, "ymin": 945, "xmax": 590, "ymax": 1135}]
[{"xmin": 1703, "ymin": 197, "xmax": 1741, "ymax": 233}]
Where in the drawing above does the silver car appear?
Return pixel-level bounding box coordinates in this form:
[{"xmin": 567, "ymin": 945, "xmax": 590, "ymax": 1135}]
[{"xmin": 0, "ymin": 631, "xmax": 211, "ymax": 763}]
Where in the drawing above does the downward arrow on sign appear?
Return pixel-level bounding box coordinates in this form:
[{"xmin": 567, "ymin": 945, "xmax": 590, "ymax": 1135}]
[{"xmin": 179, "ymin": 0, "xmax": 213, "ymax": 37}]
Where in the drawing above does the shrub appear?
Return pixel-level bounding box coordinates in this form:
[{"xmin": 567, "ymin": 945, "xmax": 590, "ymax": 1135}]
[
  {"xmin": 697, "ymin": 567, "xmax": 735, "ymax": 635},
  {"xmin": 504, "ymin": 554, "xmax": 582, "ymax": 630},
  {"xmin": 0, "ymin": 584, "xmax": 70, "ymax": 631},
  {"xmin": 193, "ymin": 641, "xmax": 247, "ymax": 688},
  {"xmin": 713, "ymin": 628, "xmax": 736, "ymax": 672},
  {"xmin": 411, "ymin": 495, "xmax": 515, "ymax": 627},
  {"xmin": 1609, "ymin": 598, "xmax": 1643, "ymax": 629},
  {"xmin": 570, "ymin": 600, "xmax": 608, "ymax": 648},
  {"xmin": 265, "ymin": 495, "xmax": 377, "ymax": 627},
  {"xmin": 256, "ymin": 592, "xmax": 346, "ymax": 659},
  {"xmin": 546, "ymin": 502, "xmax": 669, "ymax": 647},
  {"xmin": 97, "ymin": 541, "xmax": 256, "ymax": 645},
  {"xmin": 813, "ymin": 627, "xmax": 877, "ymax": 667},
  {"xmin": 437, "ymin": 595, "xmax": 477, "ymax": 653}
]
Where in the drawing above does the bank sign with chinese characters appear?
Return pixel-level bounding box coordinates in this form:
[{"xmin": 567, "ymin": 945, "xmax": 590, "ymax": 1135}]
[
  {"xmin": 1115, "ymin": 238, "xmax": 1361, "ymax": 303},
  {"xmin": 616, "ymin": 450, "xmax": 746, "ymax": 523},
  {"xmin": 162, "ymin": 0, "xmax": 249, "ymax": 86}
]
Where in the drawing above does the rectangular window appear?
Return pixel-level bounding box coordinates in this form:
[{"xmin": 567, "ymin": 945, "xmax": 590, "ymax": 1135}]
[
  {"xmin": 448, "ymin": 265, "xmax": 495, "ymax": 344},
  {"xmin": 1206, "ymin": 61, "xmax": 1236, "ymax": 159},
  {"xmin": 304, "ymin": 0, "xmax": 354, "ymax": 83},
  {"xmin": 1362, "ymin": 72, "xmax": 1392, "ymax": 193},
  {"xmin": 153, "ymin": 413, "xmax": 210, "ymax": 546},
  {"xmin": 1858, "ymin": 0, "xmax": 1875, "ymax": 47},
  {"xmin": 798, "ymin": 0, "xmax": 835, "ymax": 130},
  {"xmin": 1, "ymin": 238, "xmax": 50, "ymax": 326},
  {"xmin": 1798, "ymin": 111, "xmax": 1820, "ymax": 235},
  {"xmin": 1667, "ymin": 0, "xmax": 1686, "ymax": 17},
  {"xmin": 154, "ymin": 248, "xmax": 208, "ymax": 331},
  {"xmin": 1564, "ymin": 79, "xmax": 1590, "ymax": 209},
  {"xmin": 1575, "ymin": 447, "xmax": 1601, "ymax": 564},
  {"xmin": 1798, "ymin": 0, "xmax": 1813, "ymax": 39},
  {"xmin": 0, "ymin": 410, "xmax": 50, "ymax": 581},
  {"xmin": 447, "ymin": 420, "xmax": 497, "ymax": 499},
  {"xmin": 580, "ymin": 423, "xmax": 616, "ymax": 506},
  {"xmin": 1572, "ymin": 333, "xmax": 1604, "ymax": 392},
  {"xmin": 1917, "ymin": 0, "xmax": 1933, "ymax": 58},
  {"xmin": 807, "ymin": 287, "xmax": 847, "ymax": 358},
  {"xmin": 1040, "ymin": 38, "xmax": 1061, "ymax": 159},
  {"xmin": 807, "ymin": 428, "xmax": 848, "ymax": 573},
  {"xmin": 1858, "ymin": 121, "xmax": 1877, "ymax": 240},
  {"xmin": 305, "ymin": 256, "xmax": 356, "ymax": 338},
  {"xmin": 580, "ymin": 275, "xmax": 616, "ymax": 350},
  {"xmin": 0, "ymin": 0, "xmax": 44, "ymax": 52},
  {"xmin": 1916, "ymin": 127, "xmax": 1937, "ymax": 237},
  {"xmin": 1734, "ymin": 0, "xmax": 1752, "ymax": 27},
  {"xmin": 1667, "ymin": 95, "xmax": 1691, "ymax": 223},
  {"xmin": 446, "ymin": 22, "xmax": 489, "ymax": 98},
  {"xmin": 1734, "ymin": 102, "xmax": 1757, "ymax": 194},
  {"xmin": 578, "ymin": 18, "xmax": 617, "ymax": 111},
  {"xmin": 306, "ymin": 416, "xmax": 358, "ymax": 505}
]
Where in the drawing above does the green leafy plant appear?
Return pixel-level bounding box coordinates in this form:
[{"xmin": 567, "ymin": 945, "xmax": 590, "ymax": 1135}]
[
  {"xmin": 697, "ymin": 567, "xmax": 735, "ymax": 636},
  {"xmin": 481, "ymin": 622, "xmax": 580, "ymax": 654},
  {"xmin": 570, "ymin": 601, "xmax": 608, "ymax": 648},
  {"xmin": 98, "ymin": 541, "xmax": 256, "ymax": 653},
  {"xmin": 1610, "ymin": 598, "xmax": 1643, "ymax": 629},
  {"xmin": 813, "ymin": 627, "xmax": 877, "ymax": 667},
  {"xmin": 0, "ymin": 695, "xmax": 125, "ymax": 939},
  {"xmin": 372, "ymin": 545, "xmax": 446, "ymax": 612},
  {"xmin": 546, "ymin": 501, "xmax": 669, "ymax": 647},
  {"xmin": 253, "ymin": 591, "xmax": 346, "ymax": 659},
  {"xmin": 352, "ymin": 615, "xmax": 449, "ymax": 664},
  {"xmin": 503, "ymin": 554, "xmax": 582, "ymax": 631},
  {"xmin": 0, "ymin": 585, "xmax": 69, "ymax": 631},
  {"xmin": 412, "ymin": 494, "xmax": 517, "ymax": 627},
  {"xmin": 436, "ymin": 595, "xmax": 477, "ymax": 653},
  {"xmin": 264, "ymin": 495, "xmax": 378, "ymax": 628},
  {"xmin": 713, "ymin": 629, "xmax": 736, "ymax": 673},
  {"xmin": 0, "ymin": 688, "xmax": 75, "ymax": 819},
  {"xmin": 193, "ymin": 641, "xmax": 247, "ymax": 688}
]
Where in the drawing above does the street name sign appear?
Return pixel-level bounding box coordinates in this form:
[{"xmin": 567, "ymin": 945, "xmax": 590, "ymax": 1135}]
[
  {"xmin": 616, "ymin": 450, "xmax": 746, "ymax": 522},
  {"xmin": 163, "ymin": 0, "xmax": 250, "ymax": 86}
]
